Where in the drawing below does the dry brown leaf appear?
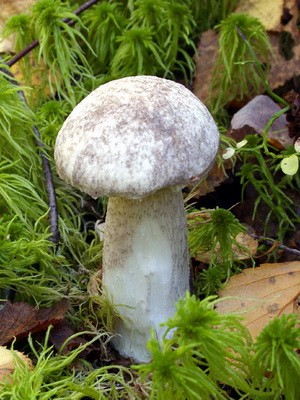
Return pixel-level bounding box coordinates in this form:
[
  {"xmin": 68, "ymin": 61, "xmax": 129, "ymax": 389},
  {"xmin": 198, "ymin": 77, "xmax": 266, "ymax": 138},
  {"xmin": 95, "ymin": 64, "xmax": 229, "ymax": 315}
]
[
  {"xmin": 216, "ymin": 261, "xmax": 300, "ymax": 338},
  {"xmin": 0, "ymin": 299, "xmax": 68, "ymax": 345},
  {"xmin": 231, "ymin": 95, "xmax": 287, "ymax": 133},
  {"xmin": 266, "ymin": 1, "xmax": 300, "ymax": 90},
  {"xmin": 230, "ymin": 95, "xmax": 293, "ymax": 147},
  {"xmin": 268, "ymin": 31, "xmax": 300, "ymax": 90},
  {"xmin": 236, "ymin": 0, "xmax": 299, "ymax": 35},
  {"xmin": 50, "ymin": 320, "xmax": 89, "ymax": 355},
  {"xmin": 193, "ymin": 29, "xmax": 218, "ymax": 103}
]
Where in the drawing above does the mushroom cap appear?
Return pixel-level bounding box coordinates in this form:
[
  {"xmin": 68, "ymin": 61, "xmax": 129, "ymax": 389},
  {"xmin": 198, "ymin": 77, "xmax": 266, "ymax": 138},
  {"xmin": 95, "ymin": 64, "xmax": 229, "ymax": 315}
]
[{"xmin": 54, "ymin": 75, "xmax": 219, "ymax": 199}]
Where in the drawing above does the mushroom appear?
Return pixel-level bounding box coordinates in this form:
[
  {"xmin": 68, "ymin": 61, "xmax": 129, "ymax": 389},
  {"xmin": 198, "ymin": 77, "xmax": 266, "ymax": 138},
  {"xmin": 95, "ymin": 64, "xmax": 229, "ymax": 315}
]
[{"xmin": 54, "ymin": 75, "xmax": 219, "ymax": 362}]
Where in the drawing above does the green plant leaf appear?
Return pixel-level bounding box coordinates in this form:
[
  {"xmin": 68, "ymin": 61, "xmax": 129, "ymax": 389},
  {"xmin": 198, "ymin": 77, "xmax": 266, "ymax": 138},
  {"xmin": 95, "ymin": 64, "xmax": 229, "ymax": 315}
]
[{"xmin": 280, "ymin": 154, "xmax": 299, "ymax": 176}]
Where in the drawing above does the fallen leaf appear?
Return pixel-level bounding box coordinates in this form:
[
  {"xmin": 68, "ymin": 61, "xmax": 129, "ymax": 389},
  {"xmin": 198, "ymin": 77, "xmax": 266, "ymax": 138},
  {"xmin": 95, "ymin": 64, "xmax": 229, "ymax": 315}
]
[
  {"xmin": 231, "ymin": 95, "xmax": 287, "ymax": 133},
  {"xmin": 50, "ymin": 320, "xmax": 89, "ymax": 355},
  {"xmin": 216, "ymin": 261, "xmax": 300, "ymax": 338},
  {"xmin": 284, "ymin": 90, "xmax": 300, "ymax": 141},
  {"xmin": 230, "ymin": 95, "xmax": 292, "ymax": 147},
  {"xmin": 88, "ymin": 269, "xmax": 103, "ymax": 296},
  {"xmin": 268, "ymin": 32, "xmax": 300, "ymax": 91},
  {"xmin": 193, "ymin": 29, "xmax": 218, "ymax": 103},
  {"xmin": 0, "ymin": 299, "xmax": 68, "ymax": 345},
  {"xmin": 236, "ymin": 0, "xmax": 298, "ymax": 36},
  {"xmin": 186, "ymin": 157, "xmax": 233, "ymax": 198}
]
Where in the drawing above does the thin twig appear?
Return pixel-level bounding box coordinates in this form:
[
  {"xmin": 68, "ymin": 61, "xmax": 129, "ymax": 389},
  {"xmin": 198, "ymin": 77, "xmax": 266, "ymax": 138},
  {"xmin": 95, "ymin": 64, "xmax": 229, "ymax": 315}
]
[
  {"xmin": 33, "ymin": 126, "xmax": 60, "ymax": 245},
  {"xmin": 0, "ymin": 65, "xmax": 60, "ymax": 245},
  {"xmin": 250, "ymin": 234, "xmax": 300, "ymax": 257},
  {"xmin": 6, "ymin": 0, "xmax": 100, "ymax": 67},
  {"xmin": 18, "ymin": 87, "xmax": 60, "ymax": 245},
  {"xmin": 66, "ymin": 0, "xmax": 101, "ymax": 19}
]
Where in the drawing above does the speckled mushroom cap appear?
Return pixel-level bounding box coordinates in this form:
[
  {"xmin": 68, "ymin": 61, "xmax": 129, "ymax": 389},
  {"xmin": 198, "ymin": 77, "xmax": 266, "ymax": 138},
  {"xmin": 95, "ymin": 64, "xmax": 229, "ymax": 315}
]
[{"xmin": 54, "ymin": 75, "xmax": 219, "ymax": 199}]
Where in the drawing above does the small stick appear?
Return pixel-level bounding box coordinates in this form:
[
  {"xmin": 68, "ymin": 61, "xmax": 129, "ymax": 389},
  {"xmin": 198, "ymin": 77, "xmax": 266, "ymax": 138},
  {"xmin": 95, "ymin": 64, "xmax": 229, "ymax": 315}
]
[
  {"xmin": 250, "ymin": 234, "xmax": 300, "ymax": 257},
  {"xmin": 0, "ymin": 66, "xmax": 60, "ymax": 245},
  {"xmin": 33, "ymin": 125, "xmax": 60, "ymax": 245}
]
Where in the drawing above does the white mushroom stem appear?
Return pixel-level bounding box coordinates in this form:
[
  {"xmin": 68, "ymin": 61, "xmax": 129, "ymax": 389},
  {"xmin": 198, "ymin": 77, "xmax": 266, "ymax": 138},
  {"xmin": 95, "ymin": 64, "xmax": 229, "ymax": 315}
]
[{"xmin": 102, "ymin": 186, "xmax": 189, "ymax": 362}]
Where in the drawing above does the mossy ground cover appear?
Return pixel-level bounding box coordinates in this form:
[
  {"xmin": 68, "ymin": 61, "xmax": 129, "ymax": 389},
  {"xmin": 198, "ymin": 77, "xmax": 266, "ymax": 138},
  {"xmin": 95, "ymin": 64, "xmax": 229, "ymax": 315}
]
[{"xmin": 0, "ymin": 1, "xmax": 299, "ymax": 398}]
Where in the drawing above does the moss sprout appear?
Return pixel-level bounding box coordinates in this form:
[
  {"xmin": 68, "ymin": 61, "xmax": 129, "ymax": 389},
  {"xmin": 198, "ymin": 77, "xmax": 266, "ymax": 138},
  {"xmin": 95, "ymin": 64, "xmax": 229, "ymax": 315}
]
[
  {"xmin": 188, "ymin": 208, "xmax": 247, "ymax": 266},
  {"xmin": 253, "ymin": 314, "xmax": 300, "ymax": 399},
  {"xmin": 0, "ymin": 1, "xmax": 298, "ymax": 398},
  {"xmin": 30, "ymin": 0, "xmax": 94, "ymax": 105},
  {"xmin": 210, "ymin": 13, "xmax": 272, "ymax": 115}
]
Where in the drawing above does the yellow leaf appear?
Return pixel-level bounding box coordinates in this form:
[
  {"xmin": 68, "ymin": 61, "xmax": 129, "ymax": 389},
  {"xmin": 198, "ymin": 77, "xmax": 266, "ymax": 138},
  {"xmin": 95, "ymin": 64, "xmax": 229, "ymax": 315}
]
[{"xmin": 216, "ymin": 261, "xmax": 300, "ymax": 338}]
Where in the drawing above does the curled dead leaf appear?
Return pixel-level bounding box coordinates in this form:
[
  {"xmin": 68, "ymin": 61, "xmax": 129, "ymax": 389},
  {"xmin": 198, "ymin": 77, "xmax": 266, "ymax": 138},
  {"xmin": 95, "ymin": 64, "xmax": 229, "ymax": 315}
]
[
  {"xmin": 87, "ymin": 269, "xmax": 103, "ymax": 297},
  {"xmin": 230, "ymin": 95, "xmax": 292, "ymax": 147},
  {"xmin": 0, "ymin": 299, "xmax": 68, "ymax": 346},
  {"xmin": 186, "ymin": 159, "xmax": 233, "ymax": 199}
]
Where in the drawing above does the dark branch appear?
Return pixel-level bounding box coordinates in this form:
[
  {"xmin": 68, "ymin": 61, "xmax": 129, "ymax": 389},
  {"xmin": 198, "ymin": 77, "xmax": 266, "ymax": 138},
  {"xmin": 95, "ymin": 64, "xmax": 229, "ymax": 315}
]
[
  {"xmin": 251, "ymin": 234, "xmax": 300, "ymax": 257},
  {"xmin": 0, "ymin": 65, "xmax": 60, "ymax": 245},
  {"xmin": 6, "ymin": 39, "xmax": 39, "ymax": 67},
  {"xmin": 67, "ymin": 0, "xmax": 101, "ymax": 18},
  {"xmin": 33, "ymin": 125, "xmax": 60, "ymax": 245}
]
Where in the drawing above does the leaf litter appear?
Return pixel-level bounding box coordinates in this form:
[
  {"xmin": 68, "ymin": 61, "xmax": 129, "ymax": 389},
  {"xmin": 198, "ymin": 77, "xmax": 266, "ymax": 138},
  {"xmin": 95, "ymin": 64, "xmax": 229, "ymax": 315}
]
[{"xmin": 216, "ymin": 261, "xmax": 300, "ymax": 338}]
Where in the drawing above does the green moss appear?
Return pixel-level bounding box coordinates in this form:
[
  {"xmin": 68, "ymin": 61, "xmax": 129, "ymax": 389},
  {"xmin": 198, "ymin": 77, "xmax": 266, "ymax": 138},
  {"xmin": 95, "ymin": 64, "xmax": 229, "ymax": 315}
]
[
  {"xmin": 210, "ymin": 13, "xmax": 272, "ymax": 115},
  {"xmin": 188, "ymin": 208, "xmax": 247, "ymax": 265},
  {"xmin": 1, "ymin": 328, "xmax": 138, "ymax": 399},
  {"xmin": 253, "ymin": 314, "xmax": 300, "ymax": 399},
  {"xmin": 0, "ymin": 1, "xmax": 298, "ymax": 398}
]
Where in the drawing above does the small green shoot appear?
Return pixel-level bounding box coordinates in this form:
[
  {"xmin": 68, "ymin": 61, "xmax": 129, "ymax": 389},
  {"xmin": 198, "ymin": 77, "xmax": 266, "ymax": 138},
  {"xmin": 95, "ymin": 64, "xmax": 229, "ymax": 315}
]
[
  {"xmin": 253, "ymin": 314, "xmax": 300, "ymax": 400},
  {"xmin": 82, "ymin": 2, "xmax": 126, "ymax": 74},
  {"xmin": 136, "ymin": 293, "xmax": 257, "ymax": 399},
  {"xmin": 210, "ymin": 13, "xmax": 272, "ymax": 115},
  {"xmin": 231, "ymin": 135, "xmax": 298, "ymax": 239},
  {"xmin": 30, "ymin": 0, "xmax": 94, "ymax": 105},
  {"xmin": 188, "ymin": 208, "xmax": 247, "ymax": 266}
]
